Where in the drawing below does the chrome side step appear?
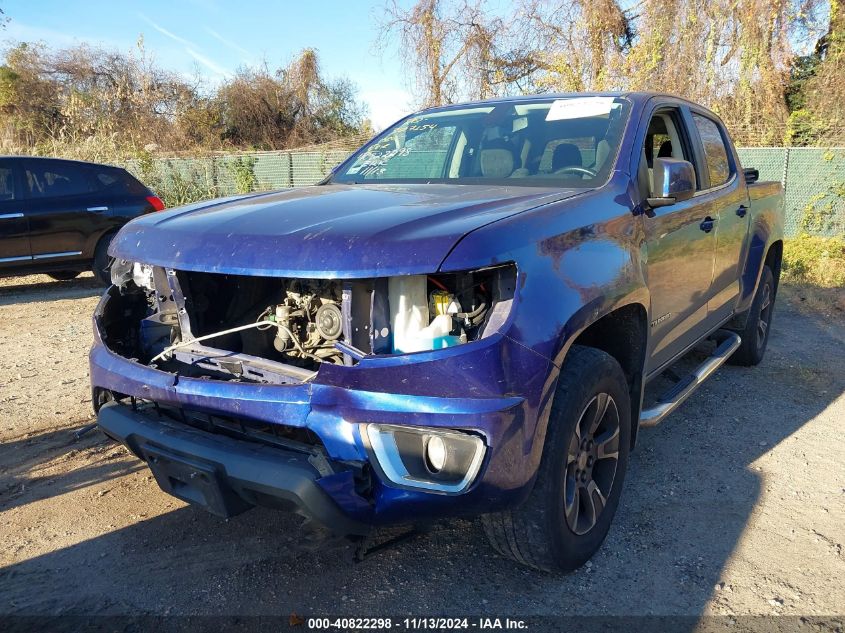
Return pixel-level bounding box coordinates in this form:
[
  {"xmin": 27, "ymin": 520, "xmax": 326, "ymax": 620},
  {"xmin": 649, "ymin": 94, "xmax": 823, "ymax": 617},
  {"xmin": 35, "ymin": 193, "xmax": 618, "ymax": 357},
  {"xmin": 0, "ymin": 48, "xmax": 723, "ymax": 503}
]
[{"xmin": 639, "ymin": 331, "xmax": 741, "ymax": 428}]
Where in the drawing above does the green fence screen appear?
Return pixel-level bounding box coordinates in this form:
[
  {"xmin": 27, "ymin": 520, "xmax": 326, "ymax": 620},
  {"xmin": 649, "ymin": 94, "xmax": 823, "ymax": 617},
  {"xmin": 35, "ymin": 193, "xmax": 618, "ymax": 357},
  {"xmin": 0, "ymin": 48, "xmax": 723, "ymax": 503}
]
[
  {"xmin": 127, "ymin": 147, "xmax": 845, "ymax": 237},
  {"xmin": 737, "ymin": 147, "xmax": 845, "ymax": 236}
]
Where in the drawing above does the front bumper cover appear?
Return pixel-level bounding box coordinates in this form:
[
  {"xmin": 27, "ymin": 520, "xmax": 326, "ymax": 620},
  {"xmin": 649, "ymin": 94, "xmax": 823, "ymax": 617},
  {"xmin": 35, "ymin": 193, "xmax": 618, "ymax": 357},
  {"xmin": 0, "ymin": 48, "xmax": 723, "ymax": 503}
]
[{"xmin": 97, "ymin": 401, "xmax": 370, "ymax": 535}]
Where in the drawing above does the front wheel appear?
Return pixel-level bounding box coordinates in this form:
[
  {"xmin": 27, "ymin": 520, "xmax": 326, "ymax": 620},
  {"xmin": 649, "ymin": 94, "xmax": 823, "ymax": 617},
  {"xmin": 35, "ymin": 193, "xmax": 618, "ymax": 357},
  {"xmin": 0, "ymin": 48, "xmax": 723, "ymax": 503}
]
[
  {"xmin": 47, "ymin": 270, "xmax": 80, "ymax": 281},
  {"xmin": 482, "ymin": 345, "xmax": 631, "ymax": 572}
]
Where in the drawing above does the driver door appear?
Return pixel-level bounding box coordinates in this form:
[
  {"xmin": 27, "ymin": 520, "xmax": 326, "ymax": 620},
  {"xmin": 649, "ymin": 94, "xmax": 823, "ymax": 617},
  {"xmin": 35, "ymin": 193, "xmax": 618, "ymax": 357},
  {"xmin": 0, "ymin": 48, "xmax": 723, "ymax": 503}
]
[{"xmin": 641, "ymin": 106, "xmax": 717, "ymax": 375}]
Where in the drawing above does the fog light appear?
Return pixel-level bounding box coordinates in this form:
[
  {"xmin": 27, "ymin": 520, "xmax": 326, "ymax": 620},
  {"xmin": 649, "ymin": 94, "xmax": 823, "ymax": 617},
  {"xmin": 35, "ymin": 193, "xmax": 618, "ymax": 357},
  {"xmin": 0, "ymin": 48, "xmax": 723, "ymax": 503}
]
[
  {"xmin": 425, "ymin": 435, "xmax": 447, "ymax": 472},
  {"xmin": 364, "ymin": 424, "xmax": 486, "ymax": 494}
]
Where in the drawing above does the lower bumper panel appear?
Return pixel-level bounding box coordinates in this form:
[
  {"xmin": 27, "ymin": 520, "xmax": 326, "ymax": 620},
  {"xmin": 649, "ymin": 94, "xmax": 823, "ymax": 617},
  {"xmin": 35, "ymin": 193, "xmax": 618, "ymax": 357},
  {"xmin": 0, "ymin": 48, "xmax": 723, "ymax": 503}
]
[{"xmin": 97, "ymin": 401, "xmax": 369, "ymax": 535}]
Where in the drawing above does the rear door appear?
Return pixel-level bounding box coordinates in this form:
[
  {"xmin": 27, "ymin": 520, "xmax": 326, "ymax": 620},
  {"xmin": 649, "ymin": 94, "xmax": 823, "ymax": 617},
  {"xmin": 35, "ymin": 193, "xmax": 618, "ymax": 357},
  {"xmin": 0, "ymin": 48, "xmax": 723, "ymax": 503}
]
[
  {"xmin": 638, "ymin": 103, "xmax": 718, "ymax": 375},
  {"xmin": 22, "ymin": 159, "xmax": 105, "ymax": 264},
  {"xmin": 688, "ymin": 112, "xmax": 751, "ymax": 321},
  {"xmin": 89, "ymin": 166, "xmax": 156, "ymax": 221},
  {"xmin": 0, "ymin": 159, "xmax": 31, "ymax": 269}
]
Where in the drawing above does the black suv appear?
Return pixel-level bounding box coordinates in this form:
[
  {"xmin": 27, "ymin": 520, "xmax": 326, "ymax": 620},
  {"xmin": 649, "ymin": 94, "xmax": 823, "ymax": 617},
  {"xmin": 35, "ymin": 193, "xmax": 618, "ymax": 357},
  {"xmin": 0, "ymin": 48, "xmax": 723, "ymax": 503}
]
[{"xmin": 0, "ymin": 156, "xmax": 163, "ymax": 284}]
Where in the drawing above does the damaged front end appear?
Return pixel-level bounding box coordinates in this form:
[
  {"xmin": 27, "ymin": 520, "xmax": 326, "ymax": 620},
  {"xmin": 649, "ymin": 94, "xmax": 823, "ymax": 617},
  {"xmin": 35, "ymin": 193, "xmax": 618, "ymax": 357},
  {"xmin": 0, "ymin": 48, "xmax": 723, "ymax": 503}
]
[
  {"xmin": 103, "ymin": 259, "xmax": 516, "ymax": 383},
  {"xmin": 91, "ymin": 260, "xmax": 538, "ymax": 534}
]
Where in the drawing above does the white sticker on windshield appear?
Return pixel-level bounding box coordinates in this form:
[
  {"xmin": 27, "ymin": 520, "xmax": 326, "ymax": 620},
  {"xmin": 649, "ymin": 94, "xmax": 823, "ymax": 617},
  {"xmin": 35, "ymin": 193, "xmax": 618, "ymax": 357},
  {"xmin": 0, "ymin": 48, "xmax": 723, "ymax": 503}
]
[{"xmin": 545, "ymin": 97, "xmax": 617, "ymax": 121}]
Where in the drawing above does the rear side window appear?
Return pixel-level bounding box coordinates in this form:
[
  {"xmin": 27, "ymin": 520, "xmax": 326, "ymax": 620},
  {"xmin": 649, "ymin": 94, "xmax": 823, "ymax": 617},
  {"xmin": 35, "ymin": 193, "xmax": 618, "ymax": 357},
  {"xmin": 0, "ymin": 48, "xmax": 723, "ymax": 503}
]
[
  {"xmin": 96, "ymin": 171, "xmax": 119, "ymax": 188},
  {"xmin": 0, "ymin": 166, "xmax": 15, "ymax": 201},
  {"xmin": 25, "ymin": 162, "xmax": 94, "ymax": 198},
  {"xmin": 93, "ymin": 167, "xmax": 148, "ymax": 196},
  {"xmin": 692, "ymin": 114, "xmax": 731, "ymax": 187}
]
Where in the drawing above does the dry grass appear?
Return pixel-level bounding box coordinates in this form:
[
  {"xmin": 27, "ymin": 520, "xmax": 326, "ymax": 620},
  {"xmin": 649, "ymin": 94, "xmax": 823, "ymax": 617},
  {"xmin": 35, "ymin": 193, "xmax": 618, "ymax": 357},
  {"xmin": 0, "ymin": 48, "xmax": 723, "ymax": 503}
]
[
  {"xmin": 779, "ymin": 283, "xmax": 845, "ymax": 319},
  {"xmin": 779, "ymin": 235, "xmax": 845, "ymax": 319},
  {"xmin": 782, "ymin": 235, "xmax": 845, "ymax": 288}
]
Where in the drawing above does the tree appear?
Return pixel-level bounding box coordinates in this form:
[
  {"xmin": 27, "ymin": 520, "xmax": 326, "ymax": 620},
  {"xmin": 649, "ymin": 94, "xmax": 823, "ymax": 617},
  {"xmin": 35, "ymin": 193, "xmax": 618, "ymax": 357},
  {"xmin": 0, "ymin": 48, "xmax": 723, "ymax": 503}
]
[
  {"xmin": 380, "ymin": 0, "xmax": 838, "ymax": 145},
  {"xmin": 521, "ymin": 0, "xmax": 631, "ymax": 91},
  {"xmin": 795, "ymin": 0, "xmax": 845, "ymax": 142},
  {"xmin": 0, "ymin": 41, "xmax": 368, "ymax": 155},
  {"xmin": 216, "ymin": 49, "xmax": 367, "ymax": 149},
  {"xmin": 378, "ymin": 0, "xmax": 503, "ymax": 105}
]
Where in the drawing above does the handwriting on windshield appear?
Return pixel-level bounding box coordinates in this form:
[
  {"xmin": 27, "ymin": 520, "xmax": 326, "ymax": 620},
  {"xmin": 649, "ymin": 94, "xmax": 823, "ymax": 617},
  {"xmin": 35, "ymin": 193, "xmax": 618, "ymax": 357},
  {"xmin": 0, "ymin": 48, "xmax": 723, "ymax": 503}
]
[{"xmin": 347, "ymin": 146, "xmax": 412, "ymax": 176}]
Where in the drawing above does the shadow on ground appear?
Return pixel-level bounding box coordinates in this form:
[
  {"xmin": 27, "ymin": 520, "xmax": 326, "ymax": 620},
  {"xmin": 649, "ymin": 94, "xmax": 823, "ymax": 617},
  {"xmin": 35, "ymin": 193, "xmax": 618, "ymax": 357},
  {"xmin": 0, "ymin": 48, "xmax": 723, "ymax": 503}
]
[
  {"xmin": 0, "ymin": 302, "xmax": 843, "ymax": 618},
  {"xmin": 0, "ymin": 276, "xmax": 102, "ymax": 307},
  {"xmin": 0, "ymin": 424, "xmax": 143, "ymax": 513}
]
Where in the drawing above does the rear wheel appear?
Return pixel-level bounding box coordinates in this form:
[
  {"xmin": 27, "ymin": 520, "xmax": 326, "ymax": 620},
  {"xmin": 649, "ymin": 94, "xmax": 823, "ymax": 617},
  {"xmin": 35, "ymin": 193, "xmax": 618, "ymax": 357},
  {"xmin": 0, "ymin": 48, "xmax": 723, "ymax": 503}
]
[
  {"xmin": 728, "ymin": 265, "xmax": 775, "ymax": 367},
  {"xmin": 47, "ymin": 270, "xmax": 80, "ymax": 281},
  {"xmin": 482, "ymin": 345, "xmax": 631, "ymax": 572},
  {"xmin": 92, "ymin": 232, "xmax": 116, "ymax": 286}
]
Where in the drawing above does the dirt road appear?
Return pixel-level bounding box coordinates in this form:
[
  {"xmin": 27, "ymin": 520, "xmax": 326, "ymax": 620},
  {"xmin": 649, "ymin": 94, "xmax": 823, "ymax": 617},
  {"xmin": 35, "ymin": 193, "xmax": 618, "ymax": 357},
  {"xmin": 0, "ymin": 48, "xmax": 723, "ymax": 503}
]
[{"xmin": 1, "ymin": 273, "xmax": 843, "ymax": 618}]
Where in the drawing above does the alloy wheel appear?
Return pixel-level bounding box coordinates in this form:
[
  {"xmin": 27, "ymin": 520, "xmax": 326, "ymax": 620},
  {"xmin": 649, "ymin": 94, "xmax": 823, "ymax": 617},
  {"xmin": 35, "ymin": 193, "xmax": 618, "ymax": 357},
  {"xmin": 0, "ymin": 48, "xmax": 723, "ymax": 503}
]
[
  {"xmin": 564, "ymin": 393, "xmax": 621, "ymax": 536},
  {"xmin": 757, "ymin": 282, "xmax": 773, "ymax": 349}
]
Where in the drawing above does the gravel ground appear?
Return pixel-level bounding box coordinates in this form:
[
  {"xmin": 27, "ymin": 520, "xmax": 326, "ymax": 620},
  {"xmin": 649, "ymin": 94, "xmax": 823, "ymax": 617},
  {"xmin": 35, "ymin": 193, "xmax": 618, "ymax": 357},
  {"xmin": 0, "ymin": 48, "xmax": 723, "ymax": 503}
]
[{"xmin": 0, "ymin": 273, "xmax": 843, "ymax": 619}]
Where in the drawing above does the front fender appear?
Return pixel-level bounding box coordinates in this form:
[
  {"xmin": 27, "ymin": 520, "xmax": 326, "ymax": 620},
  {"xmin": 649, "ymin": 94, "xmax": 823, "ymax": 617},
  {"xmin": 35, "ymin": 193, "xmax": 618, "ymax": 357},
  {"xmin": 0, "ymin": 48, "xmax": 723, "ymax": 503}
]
[
  {"xmin": 441, "ymin": 175, "xmax": 648, "ymax": 364},
  {"xmin": 441, "ymin": 174, "xmax": 648, "ymax": 467}
]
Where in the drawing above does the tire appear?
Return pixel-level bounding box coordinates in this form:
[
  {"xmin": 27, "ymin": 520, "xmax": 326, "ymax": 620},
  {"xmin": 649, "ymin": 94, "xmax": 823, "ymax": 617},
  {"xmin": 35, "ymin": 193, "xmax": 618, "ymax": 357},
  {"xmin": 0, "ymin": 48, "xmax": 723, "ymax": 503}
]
[
  {"xmin": 482, "ymin": 345, "xmax": 631, "ymax": 572},
  {"xmin": 92, "ymin": 232, "xmax": 116, "ymax": 286},
  {"xmin": 47, "ymin": 270, "xmax": 80, "ymax": 281},
  {"xmin": 728, "ymin": 265, "xmax": 775, "ymax": 367}
]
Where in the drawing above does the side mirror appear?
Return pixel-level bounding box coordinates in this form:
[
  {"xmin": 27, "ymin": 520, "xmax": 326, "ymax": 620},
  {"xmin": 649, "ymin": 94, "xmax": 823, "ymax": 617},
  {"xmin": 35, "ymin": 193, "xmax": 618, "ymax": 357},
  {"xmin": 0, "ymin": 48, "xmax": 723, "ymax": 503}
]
[
  {"xmin": 647, "ymin": 158, "xmax": 697, "ymax": 209},
  {"xmin": 743, "ymin": 167, "xmax": 759, "ymax": 184}
]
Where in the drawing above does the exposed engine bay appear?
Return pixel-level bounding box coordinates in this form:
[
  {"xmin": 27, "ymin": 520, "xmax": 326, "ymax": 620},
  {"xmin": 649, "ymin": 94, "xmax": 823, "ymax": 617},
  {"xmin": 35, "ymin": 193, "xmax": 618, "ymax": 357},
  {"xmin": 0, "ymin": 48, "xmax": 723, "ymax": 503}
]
[
  {"xmin": 179, "ymin": 275, "xmax": 349, "ymax": 367},
  {"xmin": 101, "ymin": 261, "xmax": 516, "ymax": 384}
]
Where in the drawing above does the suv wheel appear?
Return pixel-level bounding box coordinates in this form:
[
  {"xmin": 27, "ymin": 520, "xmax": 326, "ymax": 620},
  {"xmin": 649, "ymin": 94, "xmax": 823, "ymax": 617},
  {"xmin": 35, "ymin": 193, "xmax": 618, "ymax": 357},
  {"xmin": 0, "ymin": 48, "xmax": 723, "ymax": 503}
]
[
  {"xmin": 728, "ymin": 265, "xmax": 775, "ymax": 367},
  {"xmin": 47, "ymin": 271, "xmax": 80, "ymax": 281},
  {"xmin": 92, "ymin": 232, "xmax": 116, "ymax": 286},
  {"xmin": 482, "ymin": 345, "xmax": 631, "ymax": 572}
]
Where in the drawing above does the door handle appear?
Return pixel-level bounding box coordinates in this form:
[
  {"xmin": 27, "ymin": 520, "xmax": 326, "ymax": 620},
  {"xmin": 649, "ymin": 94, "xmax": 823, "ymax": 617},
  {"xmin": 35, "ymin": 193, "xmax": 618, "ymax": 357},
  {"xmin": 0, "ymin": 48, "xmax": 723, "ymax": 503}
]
[
  {"xmin": 700, "ymin": 216, "xmax": 716, "ymax": 233},
  {"xmin": 0, "ymin": 212, "xmax": 24, "ymax": 220},
  {"xmin": 736, "ymin": 205, "xmax": 748, "ymax": 218},
  {"xmin": 87, "ymin": 206, "xmax": 109, "ymax": 212}
]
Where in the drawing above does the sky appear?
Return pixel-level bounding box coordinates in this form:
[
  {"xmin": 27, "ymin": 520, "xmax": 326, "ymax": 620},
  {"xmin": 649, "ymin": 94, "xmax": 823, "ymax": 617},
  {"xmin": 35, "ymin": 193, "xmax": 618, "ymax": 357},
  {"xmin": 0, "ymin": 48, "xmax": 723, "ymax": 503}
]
[{"xmin": 1, "ymin": 0, "xmax": 416, "ymax": 130}]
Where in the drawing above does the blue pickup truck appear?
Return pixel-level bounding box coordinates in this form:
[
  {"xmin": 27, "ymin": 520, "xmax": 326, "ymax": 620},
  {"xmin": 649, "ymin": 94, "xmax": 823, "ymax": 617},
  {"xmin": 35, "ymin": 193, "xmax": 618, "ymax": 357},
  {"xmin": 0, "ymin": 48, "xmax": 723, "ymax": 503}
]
[{"xmin": 91, "ymin": 92, "xmax": 784, "ymax": 571}]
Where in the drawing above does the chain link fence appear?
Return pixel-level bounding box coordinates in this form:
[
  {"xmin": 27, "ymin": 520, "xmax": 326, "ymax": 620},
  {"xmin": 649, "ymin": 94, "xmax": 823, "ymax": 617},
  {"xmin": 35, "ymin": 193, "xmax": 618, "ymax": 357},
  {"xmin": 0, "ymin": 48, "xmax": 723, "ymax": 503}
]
[
  {"xmin": 736, "ymin": 147, "xmax": 845, "ymax": 236},
  {"xmin": 124, "ymin": 150, "xmax": 353, "ymax": 209},
  {"xmin": 125, "ymin": 145, "xmax": 845, "ymax": 238}
]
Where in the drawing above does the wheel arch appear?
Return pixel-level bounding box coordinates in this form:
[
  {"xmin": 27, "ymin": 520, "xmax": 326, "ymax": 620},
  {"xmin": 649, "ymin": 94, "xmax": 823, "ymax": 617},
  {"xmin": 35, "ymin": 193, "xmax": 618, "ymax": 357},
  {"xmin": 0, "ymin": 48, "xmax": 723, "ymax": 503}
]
[
  {"xmin": 90, "ymin": 228, "xmax": 120, "ymax": 284},
  {"xmin": 764, "ymin": 239, "xmax": 783, "ymax": 294},
  {"xmin": 566, "ymin": 302, "xmax": 649, "ymax": 449},
  {"xmin": 544, "ymin": 298, "xmax": 649, "ymax": 454},
  {"xmin": 83, "ymin": 225, "xmax": 121, "ymax": 260},
  {"xmin": 728, "ymin": 238, "xmax": 783, "ymax": 331}
]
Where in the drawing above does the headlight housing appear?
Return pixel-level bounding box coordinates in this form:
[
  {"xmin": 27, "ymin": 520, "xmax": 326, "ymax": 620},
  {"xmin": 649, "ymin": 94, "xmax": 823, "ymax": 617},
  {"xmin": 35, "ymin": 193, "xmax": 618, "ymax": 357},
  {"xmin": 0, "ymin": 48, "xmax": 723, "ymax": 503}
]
[
  {"xmin": 364, "ymin": 424, "xmax": 486, "ymax": 494},
  {"xmin": 379, "ymin": 263, "xmax": 517, "ymax": 355},
  {"xmin": 110, "ymin": 258, "xmax": 154, "ymax": 292}
]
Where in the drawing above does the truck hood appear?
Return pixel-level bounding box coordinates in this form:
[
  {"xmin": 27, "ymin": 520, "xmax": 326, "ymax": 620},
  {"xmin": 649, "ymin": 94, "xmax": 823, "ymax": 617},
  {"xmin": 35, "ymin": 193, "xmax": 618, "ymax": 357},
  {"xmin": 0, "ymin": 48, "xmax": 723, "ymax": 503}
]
[{"xmin": 110, "ymin": 183, "xmax": 585, "ymax": 277}]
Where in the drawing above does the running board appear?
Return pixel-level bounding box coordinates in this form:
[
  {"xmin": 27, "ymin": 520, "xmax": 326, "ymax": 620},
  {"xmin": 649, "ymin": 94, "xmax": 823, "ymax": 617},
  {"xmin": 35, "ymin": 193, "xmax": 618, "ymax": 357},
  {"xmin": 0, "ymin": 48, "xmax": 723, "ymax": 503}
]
[{"xmin": 639, "ymin": 331, "xmax": 741, "ymax": 428}]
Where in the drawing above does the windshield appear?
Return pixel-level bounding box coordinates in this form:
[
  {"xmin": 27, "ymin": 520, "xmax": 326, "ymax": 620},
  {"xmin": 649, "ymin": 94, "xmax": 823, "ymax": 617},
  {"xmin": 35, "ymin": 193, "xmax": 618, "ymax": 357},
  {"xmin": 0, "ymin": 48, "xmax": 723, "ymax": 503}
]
[{"xmin": 332, "ymin": 96, "xmax": 631, "ymax": 187}]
